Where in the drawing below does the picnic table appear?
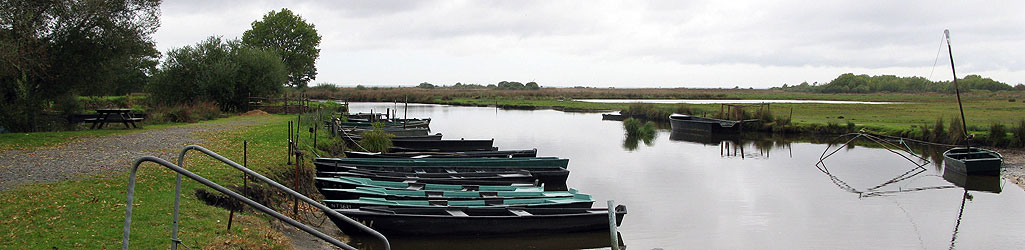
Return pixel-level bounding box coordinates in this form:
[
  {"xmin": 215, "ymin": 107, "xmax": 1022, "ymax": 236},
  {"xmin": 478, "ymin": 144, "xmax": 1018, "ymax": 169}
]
[{"xmin": 89, "ymin": 109, "xmax": 143, "ymax": 129}]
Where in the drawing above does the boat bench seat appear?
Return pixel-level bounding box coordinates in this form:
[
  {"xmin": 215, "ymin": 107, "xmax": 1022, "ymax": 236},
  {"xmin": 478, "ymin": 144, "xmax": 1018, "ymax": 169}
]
[
  {"xmin": 509, "ymin": 209, "xmax": 532, "ymax": 216},
  {"xmin": 445, "ymin": 209, "xmax": 469, "ymax": 217}
]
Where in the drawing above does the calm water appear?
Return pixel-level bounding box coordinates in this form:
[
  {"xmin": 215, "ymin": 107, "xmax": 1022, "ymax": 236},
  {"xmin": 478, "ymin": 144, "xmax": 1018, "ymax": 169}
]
[
  {"xmin": 343, "ymin": 102, "xmax": 1025, "ymax": 250},
  {"xmin": 576, "ymin": 99, "xmax": 902, "ymax": 104}
]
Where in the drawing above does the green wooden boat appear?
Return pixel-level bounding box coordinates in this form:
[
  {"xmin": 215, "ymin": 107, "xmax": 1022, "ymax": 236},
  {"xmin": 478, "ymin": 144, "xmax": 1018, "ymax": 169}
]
[
  {"xmin": 323, "ymin": 194, "xmax": 594, "ymax": 209},
  {"xmin": 340, "ymin": 118, "xmax": 431, "ymax": 128},
  {"xmin": 318, "ymin": 186, "xmax": 578, "ymax": 200},
  {"xmin": 943, "ymin": 147, "xmax": 1002, "ymax": 176},
  {"xmin": 314, "ymin": 157, "xmax": 570, "ymax": 169},
  {"xmin": 314, "ymin": 176, "xmax": 539, "ymax": 191}
]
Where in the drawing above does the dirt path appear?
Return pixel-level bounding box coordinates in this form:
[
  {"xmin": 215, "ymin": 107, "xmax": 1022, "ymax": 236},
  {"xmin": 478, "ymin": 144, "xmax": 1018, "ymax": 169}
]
[{"xmin": 0, "ymin": 117, "xmax": 270, "ymax": 191}]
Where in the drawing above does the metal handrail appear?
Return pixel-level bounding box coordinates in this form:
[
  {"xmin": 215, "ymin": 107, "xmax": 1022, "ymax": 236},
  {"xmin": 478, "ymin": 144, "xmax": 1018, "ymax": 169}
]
[
  {"xmin": 121, "ymin": 156, "xmax": 362, "ymax": 250},
  {"xmin": 173, "ymin": 145, "xmax": 389, "ymax": 249}
]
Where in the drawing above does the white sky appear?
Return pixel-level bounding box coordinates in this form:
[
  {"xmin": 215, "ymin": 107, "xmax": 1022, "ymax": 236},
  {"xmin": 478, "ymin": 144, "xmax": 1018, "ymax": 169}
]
[{"xmin": 153, "ymin": 0, "xmax": 1025, "ymax": 88}]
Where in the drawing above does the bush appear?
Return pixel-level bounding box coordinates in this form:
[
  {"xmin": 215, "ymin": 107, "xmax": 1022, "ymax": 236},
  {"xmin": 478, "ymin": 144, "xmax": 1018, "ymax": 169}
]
[
  {"xmin": 1013, "ymin": 119, "xmax": 1025, "ymax": 147},
  {"xmin": 988, "ymin": 123, "xmax": 1008, "ymax": 147},
  {"xmin": 931, "ymin": 118, "xmax": 946, "ymax": 143},
  {"xmin": 674, "ymin": 104, "xmax": 692, "ymax": 115},
  {"xmin": 358, "ymin": 123, "xmax": 394, "ymax": 153},
  {"xmin": 148, "ymin": 101, "xmax": 222, "ymax": 123},
  {"xmin": 949, "ymin": 117, "xmax": 965, "ymax": 144},
  {"xmin": 149, "ymin": 37, "xmax": 285, "ymax": 112}
]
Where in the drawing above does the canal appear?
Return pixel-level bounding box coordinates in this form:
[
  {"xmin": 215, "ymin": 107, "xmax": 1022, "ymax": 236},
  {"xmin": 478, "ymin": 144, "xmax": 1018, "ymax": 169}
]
[{"xmin": 343, "ymin": 102, "xmax": 1025, "ymax": 250}]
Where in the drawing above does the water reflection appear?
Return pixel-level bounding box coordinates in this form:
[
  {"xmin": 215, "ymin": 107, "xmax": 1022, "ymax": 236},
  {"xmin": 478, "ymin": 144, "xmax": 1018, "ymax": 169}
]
[{"xmin": 943, "ymin": 167, "xmax": 1002, "ymax": 249}]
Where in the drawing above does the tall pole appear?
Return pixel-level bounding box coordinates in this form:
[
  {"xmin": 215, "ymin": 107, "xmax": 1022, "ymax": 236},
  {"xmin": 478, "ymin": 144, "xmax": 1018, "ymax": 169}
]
[
  {"xmin": 403, "ymin": 96, "xmax": 409, "ymax": 129},
  {"xmin": 945, "ymin": 29, "xmax": 968, "ymax": 140}
]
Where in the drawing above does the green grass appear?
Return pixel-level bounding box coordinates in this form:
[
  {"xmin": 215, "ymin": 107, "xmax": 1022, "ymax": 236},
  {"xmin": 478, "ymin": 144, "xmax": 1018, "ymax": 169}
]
[
  {"xmin": 0, "ymin": 123, "xmax": 178, "ymax": 152},
  {"xmin": 0, "ymin": 114, "xmax": 306, "ymax": 249},
  {"xmin": 432, "ymin": 92, "xmax": 1025, "ymax": 140}
]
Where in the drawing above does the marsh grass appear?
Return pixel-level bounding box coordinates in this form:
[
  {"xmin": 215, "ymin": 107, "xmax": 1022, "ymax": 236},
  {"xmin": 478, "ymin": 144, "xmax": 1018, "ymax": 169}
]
[{"xmin": 359, "ymin": 123, "xmax": 394, "ymax": 153}]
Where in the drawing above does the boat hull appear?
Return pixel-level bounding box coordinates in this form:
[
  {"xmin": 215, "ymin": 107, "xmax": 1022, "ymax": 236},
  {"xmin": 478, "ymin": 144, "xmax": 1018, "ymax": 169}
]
[
  {"xmin": 943, "ymin": 147, "xmax": 1002, "ymax": 176},
  {"xmin": 331, "ymin": 205, "xmax": 627, "ymax": 236},
  {"xmin": 669, "ymin": 114, "xmax": 741, "ymax": 134}
]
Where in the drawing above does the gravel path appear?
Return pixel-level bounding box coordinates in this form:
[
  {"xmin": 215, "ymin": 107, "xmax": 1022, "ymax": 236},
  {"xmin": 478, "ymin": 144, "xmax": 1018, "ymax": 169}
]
[{"xmin": 0, "ymin": 117, "xmax": 270, "ymax": 191}]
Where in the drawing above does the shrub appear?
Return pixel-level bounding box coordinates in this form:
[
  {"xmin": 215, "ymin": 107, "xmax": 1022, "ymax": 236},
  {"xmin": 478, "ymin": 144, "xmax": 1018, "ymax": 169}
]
[
  {"xmin": 674, "ymin": 104, "xmax": 692, "ymax": 115},
  {"xmin": 1013, "ymin": 119, "xmax": 1025, "ymax": 147},
  {"xmin": 149, "ymin": 37, "xmax": 285, "ymax": 112},
  {"xmin": 148, "ymin": 101, "xmax": 222, "ymax": 123},
  {"xmin": 988, "ymin": 123, "xmax": 1008, "ymax": 147},
  {"xmin": 359, "ymin": 123, "xmax": 394, "ymax": 153},
  {"xmin": 948, "ymin": 117, "xmax": 965, "ymax": 144},
  {"xmin": 931, "ymin": 117, "xmax": 946, "ymax": 143}
]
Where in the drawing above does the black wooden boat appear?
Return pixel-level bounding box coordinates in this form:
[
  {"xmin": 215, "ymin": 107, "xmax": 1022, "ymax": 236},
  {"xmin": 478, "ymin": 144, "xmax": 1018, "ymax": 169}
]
[
  {"xmin": 314, "ymin": 157, "xmax": 568, "ymax": 168},
  {"xmin": 601, "ymin": 113, "xmax": 642, "ymax": 121},
  {"xmin": 322, "ymin": 195, "xmax": 594, "ymax": 209},
  {"xmin": 344, "ymin": 149, "xmax": 538, "ymax": 158},
  {"xmin": 331, "ymin": 205, "xmax": 627, "ymax": 236},
  {"xmin": 317, "ymin": 186, "xmax": 580, "ymax": 201},
  {"xmin": 669, "ymin": 114, "xmax": 742, "ymax": 134},
  {"xmin": 390, "ymin": 139, "xmax": 497, "ymax": 152},
  {"xmin": 313, "ymin": 161, "xmax": 570, "ymax": 189},
  {"xmin": 341, "ymin": 133, "xmax": 443, "ymax": 143},
  {"xmin": 347, "ymin": 231, "xmax": 624, "ymax": 250},
  {"xmin": 315, "ymin": 176, "xmax": 539, "ymax": 191},
  {"xmin": 317, "ymin": 170, "xmax": 538, "ymax": 186},
  {"xmin": 943, "ymin": 147, "xmax": 1002, "ymax": 176},
  {"xmin": 341, "ymin": 127, "xmax": 431, "ymax": 136}
]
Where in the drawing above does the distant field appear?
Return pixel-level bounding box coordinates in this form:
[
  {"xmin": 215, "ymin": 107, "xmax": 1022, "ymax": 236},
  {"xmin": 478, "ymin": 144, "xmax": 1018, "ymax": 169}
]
[{"xmin": 313, "ymin": 87, "xmax": 1025, "ymax": 136}]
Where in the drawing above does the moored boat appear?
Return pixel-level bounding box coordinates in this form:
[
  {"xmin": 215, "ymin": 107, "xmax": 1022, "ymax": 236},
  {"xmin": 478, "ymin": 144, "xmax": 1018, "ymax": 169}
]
[
  {"xmin": 317, "ymin": 170, "xmax": 538, "ymax": 186},
  {"xmin": 330, "ymin": 205, "xmax": 627, "ymax": 236},
  {"xmin": 341, "ymin": 127, "xmax": 431, "ymax": 137},
  {"xmin": 317, "ymin": 186, "xmax": 576, "ymax": 200},
  {"xmin": 314, "ymin": 176, "xmax": 538, "ymax": 191},
  {"xmin": 943, "ymin": 147, "xmax": 1002, "ymax": 176},
  {"xmin": 313, "ymin": 163, "xmax": 570, "ymax": 189},
  {"xmin": 323, "ymin": 194, "xmax": 594, "ymax": 209},
  {"xmin": 669, "ymin": 114, "xmax": 742, "ymax": 134},
  {"xmin": 344, "ymin": 149, "xmax": 538, "ymax": 158},
  {"xmin": 390, "ymin": 139, "xmax": 497, "ymax": 152}
]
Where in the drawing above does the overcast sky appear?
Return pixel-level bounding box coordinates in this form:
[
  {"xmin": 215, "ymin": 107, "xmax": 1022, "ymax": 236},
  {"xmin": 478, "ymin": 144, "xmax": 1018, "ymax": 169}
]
[{"xmin": 154, "ymin": 1, "xmax": 1025, "ymax": 88}]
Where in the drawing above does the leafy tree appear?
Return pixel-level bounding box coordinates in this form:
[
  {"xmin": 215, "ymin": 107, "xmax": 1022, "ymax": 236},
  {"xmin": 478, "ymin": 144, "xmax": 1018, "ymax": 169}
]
[
  {"xmin": 417, "ymin": 82, "xmax": 436, "ymax": 89},
  {"xmin": 0, "ymin": 0, "xmax": 161, "ymax": 132},
  {"xmin": 525, "ymin": 82, "xmax": 540, "ymax": 90},
  {"xmin": 149, "ymin": 37, "xmax": 284, "ymax": 111},
  {"xmin": 242, "ymin": 8, "xmax": 321, "ymax": 88}
]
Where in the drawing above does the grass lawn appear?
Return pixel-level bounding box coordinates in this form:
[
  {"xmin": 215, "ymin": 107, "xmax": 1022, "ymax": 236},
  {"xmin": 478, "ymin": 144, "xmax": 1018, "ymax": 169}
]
[{"xmin": 0, "ymin": 114, "xmax": 337, "ymax": 249}]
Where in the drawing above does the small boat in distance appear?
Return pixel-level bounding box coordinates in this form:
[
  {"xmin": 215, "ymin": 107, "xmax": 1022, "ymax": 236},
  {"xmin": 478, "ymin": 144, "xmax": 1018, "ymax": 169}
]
[
  {"xmin": 943, "ymin": 147, "xmax": 1002, "ymax": 176},
  {"xmin": 669, "ymin": 114, "xmax": 742, "ymax": 134}
]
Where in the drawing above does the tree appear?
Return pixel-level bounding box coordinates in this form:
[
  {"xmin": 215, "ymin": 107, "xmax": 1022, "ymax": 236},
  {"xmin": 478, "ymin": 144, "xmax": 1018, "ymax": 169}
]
[
  {"xmin": 149, "ymin": 37, "xmax": 285, "ymax": 111},
  {"xmin": 0, "ymin": 0, "xmax": 161, "ymax": 132},
  {"xmin": 525, "ymin": 82, "xmax": 540, "ymax": 90},
  {"xmin": 417, "ymin": 82, "xmax": 436, "ymax": 89},
  {"xmin": 242, "ymin": 8, "xmax": 321, "ymax": 88}
]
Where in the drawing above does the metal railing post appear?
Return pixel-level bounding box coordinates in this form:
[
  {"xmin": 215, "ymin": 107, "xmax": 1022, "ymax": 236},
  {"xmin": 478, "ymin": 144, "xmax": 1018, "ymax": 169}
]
[
  {"xmin": 123, "ymin": 156, "xmax": 360, "ymax": 250},
  {"xmin": 173, "ymin": 145, "xmax": 390, "ymax": 249}
]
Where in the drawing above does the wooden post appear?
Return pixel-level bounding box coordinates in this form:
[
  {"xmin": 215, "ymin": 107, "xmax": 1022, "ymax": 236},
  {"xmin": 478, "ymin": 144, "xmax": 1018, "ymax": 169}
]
[
  {"xmin": 404, "ymin": 96, "xmax": 409, "ymax": 129},
  {"xmin": 294, "ymin": 153, "xmax": 300, "ymax": 217},
  {"xmin": 287, "ymin": 121, "xmax": 292, "ymax": 165},
  {"xmin": 607, "ymin": 200, "xmax": 620, "ymax": 250}
]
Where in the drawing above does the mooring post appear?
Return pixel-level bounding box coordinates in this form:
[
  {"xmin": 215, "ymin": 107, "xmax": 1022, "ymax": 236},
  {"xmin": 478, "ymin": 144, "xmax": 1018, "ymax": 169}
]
[
  {"xmin": 607, "ymin": 200, "xmax": 620, "ymax": 250},
  {"xmin": 294, "ymin": 152, "xmax": 301, "ymax": 217},
  {"xmin": 287, "ymin": 121, "xmax": 292, "ymax": 165}
]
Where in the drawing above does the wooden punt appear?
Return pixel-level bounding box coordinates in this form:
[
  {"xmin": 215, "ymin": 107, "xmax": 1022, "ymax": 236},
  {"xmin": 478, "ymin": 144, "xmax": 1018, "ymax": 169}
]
[
  {"xmin": 316, "ymin": 186, "xmax": 576, "ymax": 201},
  {"xmin": 331, "ymin": 205, "xmax": 627, "ymax": 236},
  {"xmin": 322, "ymin": 194, "xmax": 594, "ymax": 209},
  {"xmin": 943, "ymin": 147, "xmax": 1002, "ymax": 176}
]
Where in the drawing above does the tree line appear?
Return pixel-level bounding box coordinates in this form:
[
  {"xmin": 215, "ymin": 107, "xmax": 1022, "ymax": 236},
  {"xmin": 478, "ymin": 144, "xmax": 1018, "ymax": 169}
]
[
  {"xmin": 415, "ymin": 81, "xmax": 542, "ymax": 90},
  {"xmin": 1, "ymin": 1, "xmax": 321, "ymax": 132},
  {"xmin": 776, "ymin": 73, "xmax": 1024, "ymax": 93}
]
